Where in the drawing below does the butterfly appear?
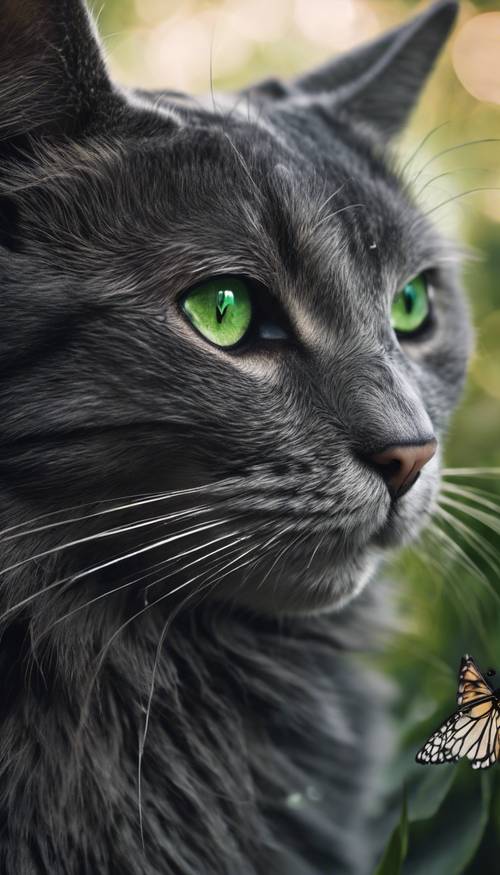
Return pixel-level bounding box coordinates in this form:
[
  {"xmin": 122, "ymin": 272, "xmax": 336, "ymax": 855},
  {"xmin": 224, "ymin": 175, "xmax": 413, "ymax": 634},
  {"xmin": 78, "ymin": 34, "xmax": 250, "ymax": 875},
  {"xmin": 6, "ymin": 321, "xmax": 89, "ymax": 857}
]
[{"xmin": 415, "ymin": 654, "xmax": 500, "ymax": 770}]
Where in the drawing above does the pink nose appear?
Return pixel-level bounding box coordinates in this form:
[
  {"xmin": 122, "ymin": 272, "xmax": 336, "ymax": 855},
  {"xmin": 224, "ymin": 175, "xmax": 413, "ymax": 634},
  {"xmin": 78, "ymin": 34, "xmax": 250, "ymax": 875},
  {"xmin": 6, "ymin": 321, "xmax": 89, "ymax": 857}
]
[{"xmin": 369, "ymin": 439, "xmax": 437, "ymax": 498}]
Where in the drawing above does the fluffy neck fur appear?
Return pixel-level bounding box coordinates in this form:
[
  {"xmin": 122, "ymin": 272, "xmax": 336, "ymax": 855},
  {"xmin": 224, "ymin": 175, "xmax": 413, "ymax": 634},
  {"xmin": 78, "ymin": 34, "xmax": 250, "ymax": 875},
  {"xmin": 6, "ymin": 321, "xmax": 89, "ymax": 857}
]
[{"xmin": 0, "ymin": 599, "xmax": 384, "ymax": 875}]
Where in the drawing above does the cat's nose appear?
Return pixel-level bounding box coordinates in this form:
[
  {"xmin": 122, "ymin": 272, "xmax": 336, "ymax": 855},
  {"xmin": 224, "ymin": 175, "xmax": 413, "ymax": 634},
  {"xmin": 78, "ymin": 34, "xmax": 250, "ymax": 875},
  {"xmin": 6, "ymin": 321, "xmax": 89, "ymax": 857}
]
[{"xmin": 367, "ymin": 439, "xmax": 437, "ymax": 499}]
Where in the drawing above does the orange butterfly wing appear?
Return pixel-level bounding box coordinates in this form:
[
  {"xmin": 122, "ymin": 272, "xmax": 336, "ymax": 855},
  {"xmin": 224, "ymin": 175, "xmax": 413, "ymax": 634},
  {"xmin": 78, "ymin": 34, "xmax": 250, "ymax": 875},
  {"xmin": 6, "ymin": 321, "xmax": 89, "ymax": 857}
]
[
  {"xmin": 416, "ymin": 699, "xmax": 500, "ymax": 768},
  {"xmin": 457, "ymin": 654, "xmax": 494, "ymax": 706},
  {"xmin": 416, "ymin": 655, "xmax": 500, "ymax": 769}
]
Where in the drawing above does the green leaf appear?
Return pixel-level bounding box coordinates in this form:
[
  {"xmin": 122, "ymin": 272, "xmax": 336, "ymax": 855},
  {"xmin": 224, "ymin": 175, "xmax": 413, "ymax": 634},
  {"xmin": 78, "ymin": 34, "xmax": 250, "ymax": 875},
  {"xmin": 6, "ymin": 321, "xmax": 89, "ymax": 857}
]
[
  {"xmin": 451, "ymin": 773, "xmax": 492, "ymax": 875},
  {"xmin": 403, "ymin": 770, "xmax": 493, "ymax": 875},
  {"xmin": 409, "ymin": 764, "xmax": 457, "ymax": 822},
  {"xmin": 373, "ymin": 793, "xmax": 408, "ymax": 875}
]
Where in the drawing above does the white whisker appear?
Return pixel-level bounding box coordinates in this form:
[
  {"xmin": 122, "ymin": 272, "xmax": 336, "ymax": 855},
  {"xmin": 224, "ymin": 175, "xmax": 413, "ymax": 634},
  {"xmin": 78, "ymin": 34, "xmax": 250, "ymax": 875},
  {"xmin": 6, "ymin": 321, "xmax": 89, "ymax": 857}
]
[
  {"xmin": 306, "ymin": 531, "xmax": 326, "ymax": 571},
  {"xmin": 315, "ymin": 181, "xmax": 349, "ymax": 219},
  {"xmin": 435, "ymin": 507, "xmax": 500, "ymax": 590},
  {"xmin": 439, "ymin": 495, "xmax": 500, "ymax": 536},
  {"xmin": 441, "ymin": 482, "xmax": 500, "ymax": 514},
  {"xmin": 0, "ymin": 505, "xmax": 215, "ymax": 576},
  {"xmin": 442, "ymin": 467, "xmax": 500, "ymax": 478},
  {"xmin": 0, "ymin": 518, "xmax": 231, "ymax": 624},
  {"xmin": 80, "ymin": 536, "xmax": 266, "ymax": 740},
  {"xmin": 32, "ymin": 531, "xmax": 248, "ymax": 638},
  {"xmin": 0, "ymin": 476, "xmax": 235, "ymax": 540},
  {"xmin": 399, "ymin": 121, "xmax": 450, "ymax": 177},
  {"xmin": 136, "ymin": 537, "xmax": 267, "ymax": 847},
  {"xmin": 311, "ymin": 202, "xmax": 365, "ymax": 233},
  {"xmin": 258, "ymin": 528, "xmax": 305, "ymax": 594},
  {"xmin": 431, "ymin": 519, "xmax": 498, "ymax": 602},
  {"xmin": 423, "ymin": 186, "xmax": 500, "ymax": 217},
  {"xmin": 411, "ymin": 138, "xmax": 500, "ymax": 187}
]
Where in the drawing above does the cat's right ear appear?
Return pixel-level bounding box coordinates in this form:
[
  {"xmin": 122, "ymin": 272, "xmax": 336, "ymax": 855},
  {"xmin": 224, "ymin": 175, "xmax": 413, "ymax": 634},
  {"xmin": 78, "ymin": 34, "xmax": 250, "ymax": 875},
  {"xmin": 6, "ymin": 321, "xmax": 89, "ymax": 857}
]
[
  {"xmin": 0, "ymin": 0, "xmax": 115, "ymax": 145},
  {"xmin": 248, "ymin": 0, "xmax": 458, "ymax": 142}
]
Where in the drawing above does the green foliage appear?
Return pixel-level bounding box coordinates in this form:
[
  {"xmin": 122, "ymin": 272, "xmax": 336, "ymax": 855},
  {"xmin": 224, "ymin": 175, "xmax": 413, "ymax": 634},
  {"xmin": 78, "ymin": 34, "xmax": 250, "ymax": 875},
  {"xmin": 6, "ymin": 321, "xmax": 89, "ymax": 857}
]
[
  {"xmin": 373, "ymin": 794, "xmax": 408, "ymax": 875},
  {"xmin": 375, "ymin": 764, "xmax": 495, "ymax": 875},
  {"xmin": 405, "ymin": 771, "xmax": 493, "ymax": 875},
  {"xmin": 374, "ymin": 510, "xmax": 500, "ymax": 875}
]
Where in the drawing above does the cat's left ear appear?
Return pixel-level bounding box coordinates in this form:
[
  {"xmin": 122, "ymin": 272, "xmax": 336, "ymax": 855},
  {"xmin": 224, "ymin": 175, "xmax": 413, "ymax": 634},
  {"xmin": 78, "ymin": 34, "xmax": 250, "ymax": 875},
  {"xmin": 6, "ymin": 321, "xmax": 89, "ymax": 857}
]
[
  {"xmin": 257, "ymin": 0, "xmax": 458, "ymax": 141},
  {"xmin": 0, "ymin": 0, "xmax": 115, "ymax": 144}
]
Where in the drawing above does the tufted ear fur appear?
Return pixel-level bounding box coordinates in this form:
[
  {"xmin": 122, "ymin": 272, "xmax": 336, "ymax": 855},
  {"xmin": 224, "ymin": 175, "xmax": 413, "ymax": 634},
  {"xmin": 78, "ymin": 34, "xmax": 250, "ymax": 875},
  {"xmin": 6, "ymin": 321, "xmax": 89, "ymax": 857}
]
[
  {"xmin": 0, "ymin": 0, "xmax": 115, "ymax": 144},
  {"xmin": 252, "ymin": 0, "xmax": 459, "ymax": 141}
]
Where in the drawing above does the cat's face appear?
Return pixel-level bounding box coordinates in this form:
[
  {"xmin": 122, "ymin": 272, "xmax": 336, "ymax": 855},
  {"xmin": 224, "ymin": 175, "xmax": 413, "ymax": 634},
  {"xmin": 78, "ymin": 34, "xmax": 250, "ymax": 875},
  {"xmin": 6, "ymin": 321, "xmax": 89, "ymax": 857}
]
[{"xmin": 0, "ymin": 0, "xmax": 469, "ymax": 615}]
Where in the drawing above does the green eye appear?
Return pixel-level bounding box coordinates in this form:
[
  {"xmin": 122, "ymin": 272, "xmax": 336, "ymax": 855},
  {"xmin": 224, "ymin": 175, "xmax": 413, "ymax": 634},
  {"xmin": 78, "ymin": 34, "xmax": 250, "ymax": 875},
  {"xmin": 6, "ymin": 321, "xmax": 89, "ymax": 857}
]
[
  {"xmin": 181, "ymin": 276, "xmax": 252, "ymax": 348},
  {"xmin": 391, "ymin": 275, "xmax": 430, "ymax": 336}
]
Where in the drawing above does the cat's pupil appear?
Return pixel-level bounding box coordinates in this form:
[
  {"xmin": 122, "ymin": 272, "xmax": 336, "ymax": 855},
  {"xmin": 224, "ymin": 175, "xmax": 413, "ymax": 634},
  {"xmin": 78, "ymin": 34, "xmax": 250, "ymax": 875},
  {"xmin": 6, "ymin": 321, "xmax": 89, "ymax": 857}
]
[
  {"xmin": 403, "ymin": 285, "xmax": 416, "ymax": 314},
  {"xmin": 216, "ymin": 289, "xmax": 234, "ymax": 324}
]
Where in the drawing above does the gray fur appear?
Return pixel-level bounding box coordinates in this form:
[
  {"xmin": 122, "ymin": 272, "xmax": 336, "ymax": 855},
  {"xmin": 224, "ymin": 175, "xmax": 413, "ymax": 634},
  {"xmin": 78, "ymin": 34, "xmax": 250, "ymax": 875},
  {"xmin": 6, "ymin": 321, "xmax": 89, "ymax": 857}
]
[{"xmin": 0, "ymin": 2, "xmax": 469, "ymax": 873}]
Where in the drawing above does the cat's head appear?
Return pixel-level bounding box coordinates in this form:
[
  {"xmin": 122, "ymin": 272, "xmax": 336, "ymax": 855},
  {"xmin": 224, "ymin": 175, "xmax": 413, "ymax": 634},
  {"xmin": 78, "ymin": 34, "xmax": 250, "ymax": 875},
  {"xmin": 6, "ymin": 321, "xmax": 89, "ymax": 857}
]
[{"xmin": 0, "ymin": 0, "xmax": 470, "ymax": 619}]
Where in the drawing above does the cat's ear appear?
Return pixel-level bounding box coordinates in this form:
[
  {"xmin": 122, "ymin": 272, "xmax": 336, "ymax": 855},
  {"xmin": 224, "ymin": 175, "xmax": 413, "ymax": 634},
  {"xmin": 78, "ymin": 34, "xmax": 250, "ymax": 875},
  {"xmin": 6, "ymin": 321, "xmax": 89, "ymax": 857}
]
[
  {"xmin": 262, "ymin": 0, "xmax": 458, "ymax": 141},
  {"xmin": 0, "ymin": 0, "xmax": 114, "ymax": 143}
]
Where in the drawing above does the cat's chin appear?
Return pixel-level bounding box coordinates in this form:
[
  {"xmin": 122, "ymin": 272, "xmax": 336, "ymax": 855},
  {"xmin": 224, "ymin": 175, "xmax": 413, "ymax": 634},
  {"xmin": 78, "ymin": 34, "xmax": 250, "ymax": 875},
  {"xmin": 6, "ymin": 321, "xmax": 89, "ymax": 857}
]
[
  {"xmin": 211, "ymin": 473, "xmax": 439, "ymax": 615},
  {"xmin": 214, "ymin": 550, "xmax": 380, "ymax": 615}
]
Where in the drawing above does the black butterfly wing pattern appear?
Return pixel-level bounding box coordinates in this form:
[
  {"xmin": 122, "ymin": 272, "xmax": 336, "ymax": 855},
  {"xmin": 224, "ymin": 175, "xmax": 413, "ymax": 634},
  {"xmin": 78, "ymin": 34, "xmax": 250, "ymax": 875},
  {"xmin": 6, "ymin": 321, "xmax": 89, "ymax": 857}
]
[{"xmin": 416, "ymin": 655, "xmax": 500, "ymax": 770}]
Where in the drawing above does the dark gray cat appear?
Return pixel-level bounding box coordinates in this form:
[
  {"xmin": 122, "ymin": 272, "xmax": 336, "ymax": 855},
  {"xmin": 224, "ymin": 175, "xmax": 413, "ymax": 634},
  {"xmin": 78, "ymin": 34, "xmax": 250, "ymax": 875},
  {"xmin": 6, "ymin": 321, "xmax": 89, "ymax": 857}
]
[{"xmin": 0, "ymin": 1, "xmax": 470, "ymax": 873}]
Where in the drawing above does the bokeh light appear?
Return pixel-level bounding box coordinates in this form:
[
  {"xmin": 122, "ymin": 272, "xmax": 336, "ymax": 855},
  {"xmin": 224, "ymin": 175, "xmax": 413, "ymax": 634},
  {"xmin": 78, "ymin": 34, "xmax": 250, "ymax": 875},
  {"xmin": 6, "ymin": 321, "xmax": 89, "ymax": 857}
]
[
  {"xmin": 452, "ymin": 12, "xmax": 500, "ymax": 105},
  {"xmin": 293, "ymin": 0, "xmax": 379, "ymax": 50}
]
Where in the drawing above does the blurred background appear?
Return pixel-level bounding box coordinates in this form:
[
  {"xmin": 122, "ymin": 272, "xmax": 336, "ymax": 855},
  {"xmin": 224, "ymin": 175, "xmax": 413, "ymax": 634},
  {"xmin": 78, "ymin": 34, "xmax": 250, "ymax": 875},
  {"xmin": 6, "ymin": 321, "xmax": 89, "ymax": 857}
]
[{"xmin": 88, "ymin": 0, "xmax": 500, "ymax": 871}]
